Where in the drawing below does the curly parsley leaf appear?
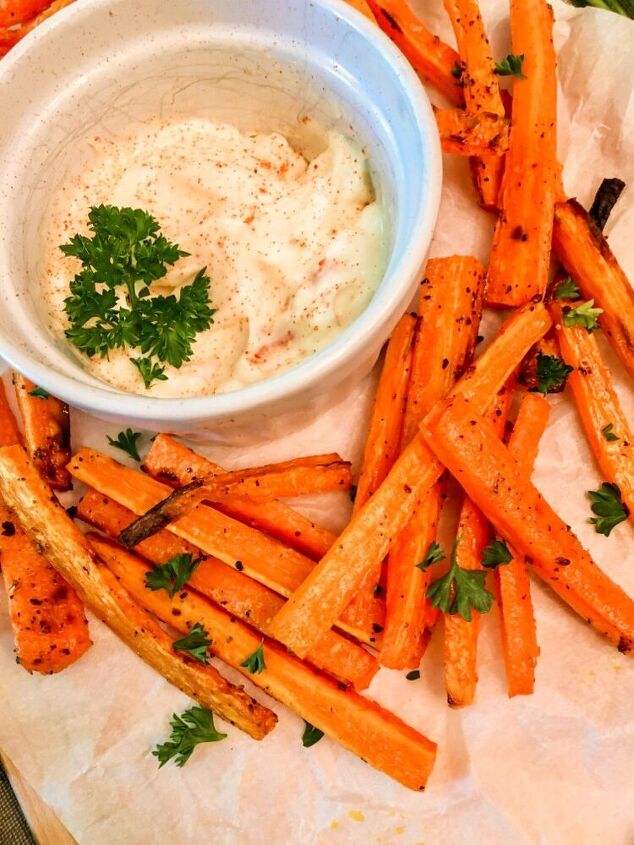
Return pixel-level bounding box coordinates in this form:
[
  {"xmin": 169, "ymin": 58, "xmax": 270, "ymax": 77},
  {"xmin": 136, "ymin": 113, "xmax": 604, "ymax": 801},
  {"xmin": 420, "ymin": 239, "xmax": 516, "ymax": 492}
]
[
  {"xmin": 588, "ymin": 482, "xmax": 629, "ymax": 536},
  {"xmin": 153, "ymin": 706, "xmax": 226, "ymax": 768},
  {"xmin": 554, "ymin": 277, "xmax": 580, "ymax": 301},
  {"xmin": 563, "ymin": 299, "xmax": 603, "ymax": 332},
  {"xmin": 568, "ymin": 0, "xmax": 633, "ymax": 20},
  {"xmin": 28, "ymin": 386, "xmax": 50, "ymax": 399},
  {"xmin": 107, "ymin": 428, "xmax": 143, "ymax": 462},
  {"xmin": 61, "ymin": 206, "xmax": 215, "ymax": 388},
  {"xmin": 172, "ymin": 623, "xmax": 212, "ymax": 664},
  {"xmin": 426, "ymin": 536, "xmax": 494, "ymax": 622},
  {"xmin": 144, "ymin": 552, "xmax": 202, "ymax": 598},
  {"xmin": 481, "ymin": 539, "xmax": 513, "ymax": 569},
  {"xmin": 601, "ymin": 423, "xmax": 619, "ymax": 442},
  {"xmin": 240, "ymin": 641, "xmax": 266, "ymax": 674},
  {"xmin": 530, "ymin": 352, "xmax": 573, "ymax": 395},
  {"xmin": 494, "ymin": 53, "xmax": 526, "ymax": 79},
  {"xmin": 302, "ymin": 722, "xmax": 324, "ymax": 748},
  {"xmin": 417, "ymin": 541, "xmax": 446, "ymax": 571}
]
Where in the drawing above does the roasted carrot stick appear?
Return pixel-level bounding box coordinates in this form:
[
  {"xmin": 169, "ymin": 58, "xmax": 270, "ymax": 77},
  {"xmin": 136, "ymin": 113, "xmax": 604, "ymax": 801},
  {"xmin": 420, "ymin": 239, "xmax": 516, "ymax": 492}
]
[
  {"xmin": 0, "ymin": 444, "xmax": 275, "ymax": 738},
  {"xmin": 552, "ymin": 199, "xmax": 634, "ymax": 380},
  {"xmin": 0, "ymin": 0, "xmax": 75, "ymax": 56},
  {"xmin": 143, "ymin": 434, "xmax": 336, "ymax": 560},
  {"xmin": 435, "ymin": 108, "xmax": 509, "ymax": 157},
  {"xmin": 12, "ymin": 373, "xmax": 72, "ymax": 491},
  {"xmin": 121, "ymin": 454, "xmax": 352, "ymax": 547},
  {"xmin": 424, "ymin": 395, "xmax": 634, "ymax": 653},
  {"xmin": 442, "ymin": 0, "xmax": 507, "ymax": 209},
  {"xmin": 344, "ymin": 314, "xmax": 416, "ymax": 633},
  {"xmin": 486, "ymin": 0, "xmax": 557, "ymax": 306},
  {"xmin": 268, "ymin": 303, "xmax": 551, "ymax": 659},
  {"xmin": 0, "ymin": 0, "xmax": 51, "ymax": 27},
  {"xmin": 67, "ymin": 450, "xmax": 375, "ymax": 645},
  {"xmin": 499, "ymin": 392, "xmax": 549, "ymax": 697},
  {"xmin": 367, "ymin": 0, "xmax": 464, "ymax": 105},
  {"xmin": 91, "ymin": 535, "xmax": 437, "ymax": 790},
  {"xmin": 0, "ymin": 381, "xmax": 20, "ymax": 448},
  {"xmin": 551, "ymin": 302, "xmax": 634, "ymax": 520},
  {"xmin": 380, "ymin": 257, "xmax": 485, "ymax": 669},
  {"xmin": 77, "ymin": 491, "xmax": 378, "ymax": 690}
]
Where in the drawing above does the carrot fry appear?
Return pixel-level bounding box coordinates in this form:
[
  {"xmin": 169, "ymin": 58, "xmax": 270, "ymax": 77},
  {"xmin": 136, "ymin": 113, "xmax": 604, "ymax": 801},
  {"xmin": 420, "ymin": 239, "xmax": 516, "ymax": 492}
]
[
  {"xmin": 122, "ymin": 454, "xmax": 351, "ymax": 547},
  {"xmin": 268, "ymin": 303, "xmax": 551, "ymax": 659},
  {"xmin": 91, "ymin": 535, "xmax": 437, "ymax": 790},
  {"xmin": 486, "ymin": 0, "xmax": 557, "ymax": 306},
  {"xmin": 0, "ymin": 0, "xmax": 51, "ymax": 27},
  {"xmin": 0, "ymin": 444, "xmax": 275, "ymax": 738},
  {"xmin": 552, "ymin": 199, "xmax": 634, "ymax": 380},
  {"xmin": 499, "ymin": 392, "xmax": 550, "ymax": 697},
  {"xmin": 380, "ymin": 257, "xmax": 485, "ymax": 669},
  {"xmin": 12, "ymin": 373, "xmax": 72, "ymax": 491},
  {"xmin": 0, "ymin": 0, "xmax": 75, "ymax": 56},
  {"xmin": 442, "ymin": 0, "xmax": 507, "ymax": 208},
  {"xmin": 66, "ymin": 450, "xmax": 375, "ymax": 645},
  {"xmin": 344, "ymin": 314, "xmax": 416, "ymax": 633},
  {"xmin": 435, "ymin": 108, "xmax": 509, "ymax": 157},
  {"xmin": 345, "ymin": 0, "xmax": 376, "ymax": 20},
  {"xmin": 143, "ymin": 434, "xmax": 336, "ymax": 560},
  {"xmin": 0, "ymin": 381, "xmax": 20, "ymax": 448},
  {"xmin": 77, "ymin": 491, "xmax": 378, "ymax": 690},
  {"xmin": 367, "ymin": 0, "xmax": 464, "ymax": 105},
  {"xmin": 552, "ymin": 302, "xmax": 634, "ymax": 520},
  {"xmin": 443, "ymin": 381, "xmax": 513, "ymax": 707},
  {"xmin": 423, "ymin": 395, "xmax": 634, "ymax": 653}
]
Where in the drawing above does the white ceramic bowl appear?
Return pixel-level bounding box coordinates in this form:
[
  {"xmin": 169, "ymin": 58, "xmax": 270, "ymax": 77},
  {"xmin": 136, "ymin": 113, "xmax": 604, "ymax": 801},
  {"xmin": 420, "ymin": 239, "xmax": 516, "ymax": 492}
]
[{"xmin": 0, "ymin": 0, "xmax": 441, "ymax": 439}]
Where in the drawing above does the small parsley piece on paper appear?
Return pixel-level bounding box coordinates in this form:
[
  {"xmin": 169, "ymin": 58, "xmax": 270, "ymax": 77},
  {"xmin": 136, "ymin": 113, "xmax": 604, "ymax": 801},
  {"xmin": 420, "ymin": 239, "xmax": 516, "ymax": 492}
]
[
  {"xmin": 172, "ymin": 623, "xmax": 212, "ymax": 664},
  {"xmin": 554, "ymin": 277, "xmax": 580, "ymax": 301},
  {"xmin": 28, "ymin": 386, "xmax": 50, "ymax": 399},
  {"xmin": 426, "ymin": 536, "xmax": 494, "ymax": 622},
  {"xmin": 144, "ymin": 553, "xmax": 202, "ymax": 598},
  {"xmin": 601, "ymin": 423, "xmax": 619, "ymax": 442},
  {"xmin": 302, "ymin": 722, "xmax": 324, "ymax": 748},
  {"xmin": 240, "ymin": 641, "xmax": 266, "ymax": 674},
  {"xmin": 481, "ymin": 539, "xmax": 513, "ymax": 569},
  {"xmin": 107, "ymin": 428, "xmax": 143, "ymax": 462},
  {"xmin": 153, "ymin": 707, "xmax": 226, "ymax": 768},
  {"xmin": 494, "ymin": 53, "xmax": 526, "ymax": 79},
  {"xmin": 406, "ymin": 670, "xmax": 421, "ymax": 681},
  {"xmin": 531, "ymin": 352, "xmax": 573, "ymax": 395},
  {"xmin": 563, "ymin": 299, "xmax": 603, "ymax": 332},
  {"xmin": 588, "ymin": 482, "xmax": 629, "ymax": 536},
  {"xmin": 417, "ymin": 541, "xmax": 445, "ymax": 570}
]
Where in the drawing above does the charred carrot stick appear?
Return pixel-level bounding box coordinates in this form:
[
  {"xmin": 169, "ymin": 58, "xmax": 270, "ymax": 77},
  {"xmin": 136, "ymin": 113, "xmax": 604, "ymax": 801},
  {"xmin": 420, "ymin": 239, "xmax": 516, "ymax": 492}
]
[
  {"xmin": 435, "ymin": 108, "xmax": 509, "ymax": 157},
  {"xmin": 423, "ymin": 395, "xmax": 634, "ymax": 653},
  {"xmin": 77, "ymin": 491, "xmax": 378, "ymax": 690},
  {"xmin": 0, "ymin": 445, "xmax": 276, "ymax": 737},
  {"xmin": 67, "ymin": 450, "xmax": 375, "ymax": 645},
  {"xmin": 442, "ymin": 0, "xmax": 507, "ymax": 209},
  {"xmin": 551, "ymin": 302, "xmax": 634, "ymax": 520},
  {"xmin": 143, "ymin": 434, "xmax": 336, "ymax": 560},
  {"xmin": 367, "ymin": 0, "xmax": 464, "ymax": 105},
  {"xmin": 499, "ymin": 392, "xmax": 549, "ymax": 697},
  {"xmin": 380, "ymin": 257, "xmax": 485, "ymax": 669},
  {"xmin": 0, "ymin": 0, "xmax": 75, "ymax": 56},
  {"xmin": 443, "ymin": 381, "xmax": 513, "ymax": 707},
  {"xmin": 268, "ymin": 303, "xmax": 551, "ymax": 659},
  {"xmin": 486, "ymin": 0, "xmax": 557, "ymax": 306},
  {"xmin": 91, "ymin": 534, "xmax": 437, "ymax": 790},
  {"xmin": 552, "ymin": 199, "xmax": 634, "ymax": 380},
  {"xmin": 121, "ymin": 454, "xmax": 352, "ymax": 547},
  {"xmin": 344, "ymin": 314, "xmax": 416, "ymax": 633},
  {"xmin": 12, "ymin": 373, "xmax": 72, "ymax": 492}
]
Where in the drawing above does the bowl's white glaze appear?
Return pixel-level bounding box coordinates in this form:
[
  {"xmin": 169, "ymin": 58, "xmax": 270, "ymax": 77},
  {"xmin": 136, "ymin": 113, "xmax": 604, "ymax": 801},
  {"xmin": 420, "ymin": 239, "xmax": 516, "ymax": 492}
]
[{"xmin": 0, "ymin": 0, "xmax": 441, "ymax": 440}]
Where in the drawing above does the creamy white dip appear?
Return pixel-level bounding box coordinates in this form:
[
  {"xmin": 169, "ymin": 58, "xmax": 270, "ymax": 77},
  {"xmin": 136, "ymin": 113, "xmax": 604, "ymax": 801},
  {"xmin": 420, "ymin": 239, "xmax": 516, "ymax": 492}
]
[{"xmin": 41, "ymin": 119, "xmax": 387, "ymax": 397}]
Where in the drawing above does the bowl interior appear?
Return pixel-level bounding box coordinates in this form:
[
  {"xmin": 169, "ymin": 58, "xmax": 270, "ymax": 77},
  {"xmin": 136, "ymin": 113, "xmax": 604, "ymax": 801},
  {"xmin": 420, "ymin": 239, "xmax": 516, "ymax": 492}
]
[{"xmin": 0, "ymin": 0, "xmax": 439, "ymax": 422}]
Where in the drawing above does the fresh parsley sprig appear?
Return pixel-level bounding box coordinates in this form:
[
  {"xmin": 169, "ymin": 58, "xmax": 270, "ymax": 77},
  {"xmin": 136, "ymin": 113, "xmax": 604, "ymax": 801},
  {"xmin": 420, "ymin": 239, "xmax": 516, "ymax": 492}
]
[
  {"xmin": 61, "ymin": 205, "xmax": 215, "ymax": 388},
  {"xmin": 494, "ymin": 53, "xmax": 526, "ymax": 79},
  {"xmin": 601, "ymin": 423, "xmax": 619, "ymax": 442},
  {"xmin": 172, "ymin": 623, "xmax": 212, "ymax": 663},
  {"xmin": 569, "ymin": 0, "xmax": 634, "ymax": 20},
  {"xmin": 302, "ymin": 722, "xmax": 324, "ymax": 748},
  {"xmin": 153, "ymin": 706, "xmax": 226, "ymax": 768},
  {"xmin": 530, "ymin": 352, "xmax": 573, "ymax": 395},
  {"xmin": 563, "ymin": 300, "xmax": 603, "ymax": 332},
  {"xmin": 144, "ymin": 553, "xmax": 202, "ymax": 598},
  {"xmin": 426, "ymin": 536, "xmax": 494, "ymax": 622},
  {"xmin": 588, "ymin": 482, "xmax": 629, "ymax": 536},
  {"xmin": 481, "ymin": 539, "xmax": 513, "ymax": 569},
  {"xmin": 417, "ymin": 541, "xmax": 445, "ymax": 571},
  {"xmin": 28, "ymin": 386, "xmax": 50, "ymax": 400},
  {"xmin": 240, "ymin": 641, "xmax": 266, "ymax": 674},
  {"xmin": 107, "ymin": 428, "xmax": 143, "ymax": 462},
  {"xmin": 554, "ymin": 277, "xmax": 580, "ymax": 300}
]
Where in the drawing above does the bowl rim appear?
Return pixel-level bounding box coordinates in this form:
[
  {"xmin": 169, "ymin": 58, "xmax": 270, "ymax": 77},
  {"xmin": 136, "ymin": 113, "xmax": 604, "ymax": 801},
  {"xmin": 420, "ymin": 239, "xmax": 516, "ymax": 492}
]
[{"xmin": 0, "ymin": 0, "xmax": 442, "ymax": 424}]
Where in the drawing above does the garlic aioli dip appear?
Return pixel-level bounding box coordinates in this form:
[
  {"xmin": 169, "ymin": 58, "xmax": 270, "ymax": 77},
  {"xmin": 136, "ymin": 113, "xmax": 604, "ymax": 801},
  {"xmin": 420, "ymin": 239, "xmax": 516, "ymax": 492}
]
[{"xmin": 41, "ymin": 119, "xmax": 387, "ymax": 397}]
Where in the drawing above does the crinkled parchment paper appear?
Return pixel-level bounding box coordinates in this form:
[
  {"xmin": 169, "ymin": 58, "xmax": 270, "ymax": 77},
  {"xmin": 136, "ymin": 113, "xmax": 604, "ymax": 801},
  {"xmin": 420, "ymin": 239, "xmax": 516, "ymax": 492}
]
[{"xmin": 1, "ymin": 2, "xmax": 633, "ymax": 843}]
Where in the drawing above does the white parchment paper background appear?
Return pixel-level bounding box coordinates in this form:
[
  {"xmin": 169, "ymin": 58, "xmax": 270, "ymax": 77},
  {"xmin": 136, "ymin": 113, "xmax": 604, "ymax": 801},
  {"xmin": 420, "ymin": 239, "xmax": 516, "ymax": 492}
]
[{"xmin": 1, "ymin": 2, "xmax": 633, "ymax": 843}]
